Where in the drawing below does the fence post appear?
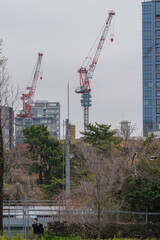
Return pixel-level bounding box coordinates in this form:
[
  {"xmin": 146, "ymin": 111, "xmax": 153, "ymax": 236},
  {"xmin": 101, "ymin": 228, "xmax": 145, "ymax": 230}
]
[
  {"xmin": 58, "ymin": 205, "xmax": 61, "ymax": 222},
  {"xmin": 8, "ymin": 200, "xmax": 10, "ymax": 237},
  {"xmin": 24, "ymin": 198, "xmax": 27, "ymax": 239},
  {"xmin": 88, "ymin": 208, "xmax": 91, "ymax": 223},
  {"xmin": 146, "ymin": 207, "xmax": 148, "ymax": 224},
  {"xmin": 23, "ymin": 204, "xmax": 25, "ymax": 238},
  {"xmin": 117, "ymin": 208, "xmax": 119, "ymax": 224},
  {"xmin": 27, "ymin": 200, "xmax": 29, "ymax": 238}
]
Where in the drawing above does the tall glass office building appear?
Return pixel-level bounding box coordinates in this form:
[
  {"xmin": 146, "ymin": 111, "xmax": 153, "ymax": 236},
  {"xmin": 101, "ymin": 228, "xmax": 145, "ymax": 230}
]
[{"xmin": 142, "ymin": 0, "xmax": 160, "ymax": 135}]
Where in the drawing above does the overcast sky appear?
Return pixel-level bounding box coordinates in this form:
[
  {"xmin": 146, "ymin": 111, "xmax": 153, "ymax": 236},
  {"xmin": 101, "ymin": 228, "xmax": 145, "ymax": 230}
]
[{"xmin": 1, "ymin": 0, "xmax": 143, "ymax": 138}]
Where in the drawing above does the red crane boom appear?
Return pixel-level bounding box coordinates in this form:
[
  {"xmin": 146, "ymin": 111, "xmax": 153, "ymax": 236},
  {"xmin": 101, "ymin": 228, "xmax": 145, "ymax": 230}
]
[
  {"xmin": 19, "ymin": 52, "xmax": 43, "ymax": 118},
  {"xmin": 75, "ymin": 11, "xmax": 115, "ymax": 94}
]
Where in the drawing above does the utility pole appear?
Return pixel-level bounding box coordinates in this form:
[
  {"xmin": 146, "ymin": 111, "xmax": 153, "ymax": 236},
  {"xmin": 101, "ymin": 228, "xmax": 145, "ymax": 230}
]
[
  {"xmin": 62, "ymin": 120, "xmax": 65, "ymax": 191},
  {"xmin": 65, "ymin": 83, "xmax": 70, "ymax": 200}
]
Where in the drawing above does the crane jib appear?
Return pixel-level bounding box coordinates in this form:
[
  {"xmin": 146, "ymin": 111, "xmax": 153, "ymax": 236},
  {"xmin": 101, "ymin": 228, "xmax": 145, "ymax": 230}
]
[
  {"xmin": 75, "ymin": 10, "xmax": 115, "ymax": 132},
  {"xmin": 76, "ymin": 10, "xmax": 115, "ymax": 93},
  {"xmin": 18, "ymin": 53, "xmax": 43, "ymax": 118}
]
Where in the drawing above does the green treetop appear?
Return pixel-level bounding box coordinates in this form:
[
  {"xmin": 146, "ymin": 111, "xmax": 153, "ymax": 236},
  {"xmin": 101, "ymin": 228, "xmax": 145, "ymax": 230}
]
[
  {"xmin": 81, "ymin": 122, "xmax": 117, "ymax": 152},
  {"xmin": 23, "ymin": 124, "xmax": 63, "ymax": 187}
]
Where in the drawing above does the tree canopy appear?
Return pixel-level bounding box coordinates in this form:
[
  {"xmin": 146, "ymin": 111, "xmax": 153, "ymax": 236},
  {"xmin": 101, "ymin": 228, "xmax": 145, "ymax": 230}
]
[
  {"xmin": 114, "ymin": 158, "xmax": 160, "ymax": 212},
  {"xmin": 23, "ymin": 124, "xmax": 63, "ymax": 195},
  {"xmin": 80, "ymin": 122, "xmax": 117, "ymax": 152}
]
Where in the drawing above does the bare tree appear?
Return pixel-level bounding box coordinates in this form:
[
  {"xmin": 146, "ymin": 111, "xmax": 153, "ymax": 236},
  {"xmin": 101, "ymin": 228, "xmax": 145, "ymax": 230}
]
[
  {"xmin": 75, "ymin": 142, "xmax": 124, "ymax": 239},
  {"xmin": 0, "ymin": 40, "xmax": 20, "ymax": 232},
  {"xmin": 4, "ymin": 150, "xmax": 43, "ymax": 200},
  {"xmin": 0, "ymin": 105, "xmax": 3, "ymax": 233},
  {"xmin": 0, "ymin": 39, "xmax": 7, "ymax": 232},
  {"xmin": 118, "ymin": 120, "xmax": 136, "ymax": 147}
]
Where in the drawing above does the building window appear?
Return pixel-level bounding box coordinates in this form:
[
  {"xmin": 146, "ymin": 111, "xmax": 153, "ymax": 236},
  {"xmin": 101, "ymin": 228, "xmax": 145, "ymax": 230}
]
[
  {"xmin": 156, "ymin": 56, "xmax": 160, "ymax": 62},
  {"xmin": 144, "ymin": 90, "xmax": 152, "ymax": 97},
  {"xmin": 156, "ymin": 47, "xmax": 160, "ymax": 53},
  {"xmin": 48, "ymin": 103, "xmax": 57, "ymax": 107},
  {"xmin": 143, "ymin": 30, "xmax": 152, "ymax": 37},
  {"xmin": 144, "ymin": 99, "xmax": 152, "ymax": 106},
  {"xmin": 144, "ymin": 56, "xmax": 152, "ymax": 63},
  {"xmin": 156, "ymin": 81, "xmax": 160, "ymax": 88},
  {"xmin": 156, "ymin": 30, "xmax": 160, "ymax": 36},
  {"xmin": 37, "ymin": 109, "xmax": 43, "ymax": 114},
  {"xmin": 143, "ymin": 65, "xmax": 152, "ymax": 71},
  {"xmin": 157, "ymin": 99, "xmax": 160, "ymax": 105},
  {"xmin": 157, "ymin": 90, "xmax": 160, "ymax": 96},
  {"xmin": 144, "ymin": 73, "xmax": 152, "ymax": 80},
  {"xmin": 156, "ymin": 64, "xmax": 160, "ymax": 70},
  {"xmin": 157, "ymin": 108, "xmax": 160, "ymax": 114},
  {"xmin": 143, "ymin": 39, "xmax": 152, "ymax": 45},
  {"xmin": 144, "ymin": 82, "xmax": 152, "ymax": 88},
  {"xmin": 41, "ymin": 119, "xmax": 48, "ymax": 124},
  {"xmin": 156, "ymin": 73, "xmax": 160, "ymax": 79},
  {"xmin": 157, "ymin": 116, "xmax": 160, "ymax": 122},
  {"xmin": 47, "ymin": 109, "xmax": 54, "ymax": 113},
  {"xmin": 143, "ymin": 22, "xmax": 152, "ymax": 29},
  {"xmin": 156, "ymin": 2, "xmax": 160, "ymax": 16},
  {"xmin": 156, "ymin": 21, "xmax": 160, "ymax": 28},
  {"xmin": 156, "ymin": 38, "xmax": 160, "ymax": 45},
  {"xmin": 144, "ymin": 108, "xmax": 153, "ymax": 115}
]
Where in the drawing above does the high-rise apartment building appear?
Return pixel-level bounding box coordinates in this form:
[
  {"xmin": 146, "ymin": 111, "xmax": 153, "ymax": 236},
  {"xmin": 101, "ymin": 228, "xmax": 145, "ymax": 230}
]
[
  {"xmin": 15, "ymin": 101, "xmax": 60, "ymax": 145},
  {"xmin": 142, "ymin": 0, "xmax": 160, "ymax": 135}
]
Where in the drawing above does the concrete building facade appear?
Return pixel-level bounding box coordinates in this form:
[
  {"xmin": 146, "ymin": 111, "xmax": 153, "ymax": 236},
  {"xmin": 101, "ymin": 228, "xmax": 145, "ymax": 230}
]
[
  {"xmin": 15, "ymin": 101, "xmax": 60, "ymax": 145},
  {"xmin": 69, "ymin": 124, "xmax": 76, "ymax": 140},
  {"xmin": 142, "ymin": 0, "xmax": 160, "ymax": 135}
]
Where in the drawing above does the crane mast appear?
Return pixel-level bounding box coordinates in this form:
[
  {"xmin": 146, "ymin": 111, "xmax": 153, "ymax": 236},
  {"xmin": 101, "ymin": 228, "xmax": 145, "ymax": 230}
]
[
  {"xmin": 75, "ymin": 11, "xmax": 115, "ymax": 131},
  {"xmin": 19, "ymin": 53, "xmax": 43, "ymax": 118}
]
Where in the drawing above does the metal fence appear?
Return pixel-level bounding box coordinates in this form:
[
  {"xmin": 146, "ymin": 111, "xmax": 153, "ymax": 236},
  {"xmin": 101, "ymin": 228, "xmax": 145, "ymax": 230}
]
[{"xmin": 3, "ymin": 200, "xmax": 160, "ymax": 238}]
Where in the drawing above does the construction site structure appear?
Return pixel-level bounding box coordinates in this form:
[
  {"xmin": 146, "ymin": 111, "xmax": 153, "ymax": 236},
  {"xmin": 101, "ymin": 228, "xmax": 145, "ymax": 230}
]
[
  {"xmin": 18, "ymin": 52, "xmax": 43, "ymax": 118},
  {"xmin": 16, "ymin": 53, "xmax": 43, "ymax": 145},
  {"xmin": 75, "ymin": 11, "xmax": 115, "ymax": 131}
]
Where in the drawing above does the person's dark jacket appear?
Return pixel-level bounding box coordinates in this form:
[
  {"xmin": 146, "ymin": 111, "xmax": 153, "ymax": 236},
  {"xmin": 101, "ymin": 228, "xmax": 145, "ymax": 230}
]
[{"xmin": 32, "ymin": 223, "xmax": 41, "ymax": 234}]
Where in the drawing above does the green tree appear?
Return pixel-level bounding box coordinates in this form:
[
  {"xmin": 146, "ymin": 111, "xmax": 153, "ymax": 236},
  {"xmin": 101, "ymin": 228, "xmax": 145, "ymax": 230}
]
[
  {"xmin": 143, "ymin": 133, "xmax": 155, "ymax": 146},
  {"xmin": 80, "ymin": 122, "xmax": 117, "ymax": 152},
  {"xmin": 115, "ymin": 159, "xmax": 160, "ymax": 212},
  {"xmin": 23, "ymin": 124, "xmax": 63, "ymax": 190},
  {"xmin": 117, "ymin": 175, "xmax": 160, "ymax": 212}
]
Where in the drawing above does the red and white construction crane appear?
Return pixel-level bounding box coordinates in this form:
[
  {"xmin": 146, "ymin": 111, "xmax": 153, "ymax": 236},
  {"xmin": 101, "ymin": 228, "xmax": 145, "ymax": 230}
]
[
  {"xmin": 75, "ymin": 11, "xmax": 115, "ymax": 131},
  {"xmin": 18, "ymin": 52, "xmax": 43, "ymax": 118}
]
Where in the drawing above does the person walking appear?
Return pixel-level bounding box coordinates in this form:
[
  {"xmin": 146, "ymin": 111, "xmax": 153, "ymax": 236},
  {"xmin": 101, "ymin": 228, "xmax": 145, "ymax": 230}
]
[{"xmin": 32, "ymin": 218, "xmax": 41, "ymax": 239}]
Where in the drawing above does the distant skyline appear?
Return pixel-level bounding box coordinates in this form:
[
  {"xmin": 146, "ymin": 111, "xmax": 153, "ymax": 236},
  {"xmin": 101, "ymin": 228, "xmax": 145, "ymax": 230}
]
[{"xmin": 1, "ymin": 0, "xmax": 142, "ymax": 138}]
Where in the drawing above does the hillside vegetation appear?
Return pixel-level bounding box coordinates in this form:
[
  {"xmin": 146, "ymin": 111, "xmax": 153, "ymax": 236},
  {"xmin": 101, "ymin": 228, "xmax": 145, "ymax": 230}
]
[{"xmin": 3, "ymin": 123, "xmax": 160, "ymax": 215}]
